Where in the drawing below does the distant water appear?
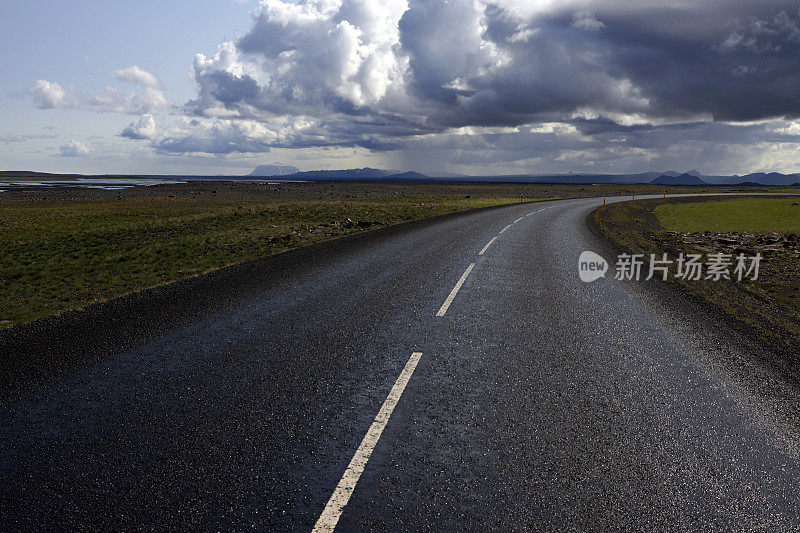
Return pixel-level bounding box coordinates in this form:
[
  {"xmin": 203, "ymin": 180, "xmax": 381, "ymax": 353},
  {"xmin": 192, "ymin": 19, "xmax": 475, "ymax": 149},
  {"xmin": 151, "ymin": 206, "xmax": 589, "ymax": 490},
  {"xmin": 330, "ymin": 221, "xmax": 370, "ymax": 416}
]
[
  {"xmin": 0, "ymin": 176, "xmax": 308, "ymax": 192},
  {"xmin": 0, "ymin": 178, "xmax": 186, "ymax": 191}
]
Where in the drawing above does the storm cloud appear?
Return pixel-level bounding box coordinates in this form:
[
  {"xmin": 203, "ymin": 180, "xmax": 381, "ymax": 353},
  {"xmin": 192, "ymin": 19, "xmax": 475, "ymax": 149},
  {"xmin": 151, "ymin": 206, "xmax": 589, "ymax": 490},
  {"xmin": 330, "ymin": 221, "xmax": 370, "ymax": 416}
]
[{"xmin": 146, "ymin": 0, "xmax": 800, "ymax": 171}]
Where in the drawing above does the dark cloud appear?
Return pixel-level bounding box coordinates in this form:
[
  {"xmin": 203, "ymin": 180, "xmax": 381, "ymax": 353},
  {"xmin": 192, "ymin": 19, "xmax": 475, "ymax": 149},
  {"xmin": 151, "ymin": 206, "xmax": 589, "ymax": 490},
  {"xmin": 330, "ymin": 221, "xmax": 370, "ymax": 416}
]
[
  {"xmin": 200, "ymin": 71, "xmax": 260, "ymax": 106},
  {"xmin": 591, "ymin": 3, "xmax": 800, "ymax": 121},
  {"xmin": 154, "ymin": 0, "xmax": 800, "ymax": 172},
  {"xmin": 399, "ymin": 1, "xmax": 800, "ymax": 128}
]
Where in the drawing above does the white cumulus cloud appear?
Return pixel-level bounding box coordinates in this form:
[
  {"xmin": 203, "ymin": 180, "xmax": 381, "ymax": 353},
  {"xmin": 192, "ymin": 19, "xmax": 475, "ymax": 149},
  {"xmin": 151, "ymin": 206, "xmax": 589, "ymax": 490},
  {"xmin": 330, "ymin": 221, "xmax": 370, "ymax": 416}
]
[
  {"xmin": 29, "ymin": 80, "xmax": 67, "ymax": 109},
  {"xmin": 28, "ymin": 80, "xmax": 170, "ymax": 115},
  {"xmin": 115, "ymin": 66, "xmax": 161, "ymax": 88},
  {"xmin": 121, "ymin": 114, "xmax": 158, "ymax": 139},
  {"xmin": 58, "ymin": 140, "xmax": 90, "ymax": 157},
  {"xmin": 189, "ymin": 0, "xmax": 410, "ymax": 117}
]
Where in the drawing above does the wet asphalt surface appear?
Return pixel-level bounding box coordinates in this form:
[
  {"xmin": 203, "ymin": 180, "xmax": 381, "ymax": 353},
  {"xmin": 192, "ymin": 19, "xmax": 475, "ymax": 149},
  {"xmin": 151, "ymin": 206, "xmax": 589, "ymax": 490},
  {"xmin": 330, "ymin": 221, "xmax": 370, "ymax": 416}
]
[{"xmin": 2, "ymin": 196, "xmax": 800, "ymax": 530}]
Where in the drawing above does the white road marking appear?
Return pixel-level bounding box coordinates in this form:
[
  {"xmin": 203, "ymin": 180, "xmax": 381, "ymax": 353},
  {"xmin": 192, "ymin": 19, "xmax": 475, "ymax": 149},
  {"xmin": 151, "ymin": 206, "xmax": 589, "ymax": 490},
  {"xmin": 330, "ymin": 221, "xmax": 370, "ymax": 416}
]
[
  {"xmin": 514, "ymin": 217, "xmax": 523, "ymax": 223},
  {"xmin": 312, "ymin": 351, "xmax": 423, "ymax": 533},
  {"xmin": 478, "ymin": 237, "xmax": 497, "ymax": 256},
  {"xmin": 499, "ymin": 224, "xmax": 512, "ymax": 234},
  {"xmin": 436, "ymin": 263, "xmax": 475, "ymax": 317}
]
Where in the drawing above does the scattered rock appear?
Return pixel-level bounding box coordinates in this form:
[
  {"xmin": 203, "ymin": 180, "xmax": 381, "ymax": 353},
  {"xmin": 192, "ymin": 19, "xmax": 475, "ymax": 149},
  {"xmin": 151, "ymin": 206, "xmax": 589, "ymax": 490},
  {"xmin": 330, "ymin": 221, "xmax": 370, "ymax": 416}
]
[{"xmin": 674, "ymin": 230, "xmax": 800, "ymax": 259}]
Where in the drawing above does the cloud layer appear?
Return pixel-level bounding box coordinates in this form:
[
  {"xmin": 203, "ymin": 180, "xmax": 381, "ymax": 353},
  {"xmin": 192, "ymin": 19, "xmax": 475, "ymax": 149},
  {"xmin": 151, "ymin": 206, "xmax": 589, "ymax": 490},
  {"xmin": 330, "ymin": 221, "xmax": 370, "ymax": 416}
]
[{"xmin": 25, "ymin": 1, "xmax": 800, "ymax": 173}]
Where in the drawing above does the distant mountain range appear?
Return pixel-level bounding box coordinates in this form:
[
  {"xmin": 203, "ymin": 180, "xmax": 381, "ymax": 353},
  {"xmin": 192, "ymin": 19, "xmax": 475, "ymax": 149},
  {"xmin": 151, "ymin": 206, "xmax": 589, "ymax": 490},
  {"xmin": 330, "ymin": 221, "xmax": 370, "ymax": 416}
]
[
  {"xmin": 728, "ymin": 172, "xmax": 800, "ymax": 186},
  {"xmin": 243, "ymin": 166, "xmax": 800, "ymax": 186},
  {"xmin": 276, "ymin": 167, "xmax": 394, "ymax": 179},
  {"xmin": 249, "ymin": 167, "xmax": 435, "ymax": 181},
  {"xmin": 249, "ymin": 164, "xmax": 299, "ymax": 176},
  {"xmin": 2, "ymin": 167, "xmax": 799, "ymax": 186},
  {"xmin": 650, "ymin": 173, "xmax": 707, "ymax": 185}
]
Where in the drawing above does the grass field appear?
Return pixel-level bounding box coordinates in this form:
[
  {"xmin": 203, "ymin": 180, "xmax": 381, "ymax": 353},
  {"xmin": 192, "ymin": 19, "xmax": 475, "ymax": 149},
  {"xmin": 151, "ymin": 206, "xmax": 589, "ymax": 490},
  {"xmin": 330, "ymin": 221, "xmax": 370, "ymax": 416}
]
[
  {"xmin": 654, "ymin": 197, "xmax": 800, "ymax": 233},
  {"xmin": 0, "ymin": 195, "xmax": 530, "ymax": 326}
]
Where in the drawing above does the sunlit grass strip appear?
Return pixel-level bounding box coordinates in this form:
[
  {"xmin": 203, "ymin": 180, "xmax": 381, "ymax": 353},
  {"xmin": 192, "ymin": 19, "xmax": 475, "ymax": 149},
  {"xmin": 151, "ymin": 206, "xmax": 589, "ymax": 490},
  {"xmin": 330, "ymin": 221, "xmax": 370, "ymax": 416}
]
[{"xmin": 654, "ymin": 197, "xmax": 800, "ymax": 233}]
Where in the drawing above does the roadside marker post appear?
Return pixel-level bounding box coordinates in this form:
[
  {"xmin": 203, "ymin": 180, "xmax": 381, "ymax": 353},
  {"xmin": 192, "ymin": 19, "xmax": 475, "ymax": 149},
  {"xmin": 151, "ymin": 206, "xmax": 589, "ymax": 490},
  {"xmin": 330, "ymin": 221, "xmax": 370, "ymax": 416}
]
[{"xmin": 440, "ymin": 202, "xmax": 444, "ymax": 215}]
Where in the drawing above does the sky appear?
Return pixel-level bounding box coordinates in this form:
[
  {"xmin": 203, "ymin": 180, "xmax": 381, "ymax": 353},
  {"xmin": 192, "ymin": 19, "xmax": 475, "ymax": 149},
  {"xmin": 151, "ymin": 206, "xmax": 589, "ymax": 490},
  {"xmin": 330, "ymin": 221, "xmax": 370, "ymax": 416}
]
[{"xmin": 3, "ymin": 0, "xmax": 800, "ymax": 176}]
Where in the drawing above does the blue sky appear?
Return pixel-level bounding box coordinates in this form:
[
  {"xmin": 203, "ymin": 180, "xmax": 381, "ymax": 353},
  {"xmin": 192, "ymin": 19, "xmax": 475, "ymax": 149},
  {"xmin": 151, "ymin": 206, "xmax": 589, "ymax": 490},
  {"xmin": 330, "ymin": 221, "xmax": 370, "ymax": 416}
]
[
  {"xmin": 1, "ymin": 0, "xmax": 257, "ymax": 174},
  {"xmin": 1, "ymin": 2, "xmax": 250, "ymax": 102},
  {"xmin": 3, "ymin": 1, "xmax": 800, "ymax": 176}
]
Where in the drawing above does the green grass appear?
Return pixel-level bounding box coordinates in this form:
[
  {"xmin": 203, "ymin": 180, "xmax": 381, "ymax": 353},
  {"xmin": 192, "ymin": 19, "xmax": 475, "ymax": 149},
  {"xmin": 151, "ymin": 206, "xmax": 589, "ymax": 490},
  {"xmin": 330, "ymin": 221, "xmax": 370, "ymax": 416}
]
[
  {"xmin": 654, "ymin": 197, "xmax": 800, "ymax": 233},
  {"xmin": 0, "ymin": 195, "xmax": 530, "ymax": 326}
]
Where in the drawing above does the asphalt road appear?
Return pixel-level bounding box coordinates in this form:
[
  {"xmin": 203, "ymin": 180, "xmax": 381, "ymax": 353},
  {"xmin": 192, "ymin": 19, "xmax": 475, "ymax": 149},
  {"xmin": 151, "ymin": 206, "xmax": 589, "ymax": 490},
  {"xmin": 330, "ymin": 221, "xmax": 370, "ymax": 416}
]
[{"xmin": 3, "ymin": 195, "xmax": 800, "ymax": 530}]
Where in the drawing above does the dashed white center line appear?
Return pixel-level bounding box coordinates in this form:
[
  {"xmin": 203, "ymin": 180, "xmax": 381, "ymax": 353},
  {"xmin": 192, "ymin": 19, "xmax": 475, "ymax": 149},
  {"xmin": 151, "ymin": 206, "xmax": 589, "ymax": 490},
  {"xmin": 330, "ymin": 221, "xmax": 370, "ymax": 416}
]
[
  {"xmin": 436, "ymin": 263, "xmax": 475, "ymax": 317},
  {"xmin": 313, "ymin": 200, "xmax": 591, "ymax": 530},
  {"xmin": 312, "ymin": 351, "xmax": 423, "ymax": 533},
  {"xmin": 478, "ymin": 237, "xmax": 497, "ymax": 256}
]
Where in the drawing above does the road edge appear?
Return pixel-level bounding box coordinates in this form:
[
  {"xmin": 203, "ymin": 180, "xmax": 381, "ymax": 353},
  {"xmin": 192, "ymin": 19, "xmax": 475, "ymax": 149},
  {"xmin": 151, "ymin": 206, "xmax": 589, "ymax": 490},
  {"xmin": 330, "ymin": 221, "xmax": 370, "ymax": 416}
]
[{"xmin": 0, "ymin": 198, "xmax": 551, "ymax": 402}]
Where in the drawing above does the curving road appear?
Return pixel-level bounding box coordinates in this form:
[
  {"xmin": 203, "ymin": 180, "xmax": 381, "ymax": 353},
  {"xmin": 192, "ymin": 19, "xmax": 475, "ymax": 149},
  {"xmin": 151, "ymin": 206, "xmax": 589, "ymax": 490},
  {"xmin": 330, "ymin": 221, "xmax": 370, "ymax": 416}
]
[{"xmin": 2, "ymin": 195, "xmax": 800, "ymax": 530}]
